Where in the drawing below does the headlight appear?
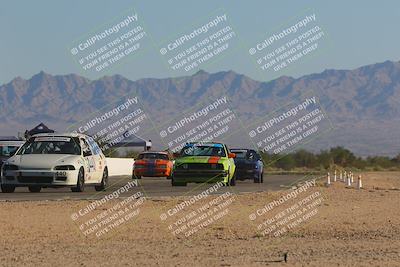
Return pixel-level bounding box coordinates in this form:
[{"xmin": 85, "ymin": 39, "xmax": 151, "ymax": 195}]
[
  {"xmin": 54, "ymin": 165, "xmax": 75, "ymax": 170},
  {"xmin": 3, "ymin": 164, "xmax": 19, "ymax": 171}
]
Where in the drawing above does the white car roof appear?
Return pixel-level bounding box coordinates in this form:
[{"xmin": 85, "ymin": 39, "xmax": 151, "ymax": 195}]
[{"xmin": 32, "ymin": 132, "xmax": 90, "ymax": 139}]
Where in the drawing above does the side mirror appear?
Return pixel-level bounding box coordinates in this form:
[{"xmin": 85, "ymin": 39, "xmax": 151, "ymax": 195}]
[{"xmin": 228, "ymin": 152, "xmax": 236, "ymax": 158}]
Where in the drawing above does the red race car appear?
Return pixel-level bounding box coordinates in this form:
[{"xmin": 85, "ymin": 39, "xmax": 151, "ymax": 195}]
[{"xmin": 132, "ymin": 151, "xmax": 174, "ymax": 179}]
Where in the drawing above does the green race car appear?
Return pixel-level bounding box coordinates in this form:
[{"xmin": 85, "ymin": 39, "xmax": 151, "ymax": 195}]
[{"xmin": 171, "ymin": 142, "xmax": 237, "ymax": 186}]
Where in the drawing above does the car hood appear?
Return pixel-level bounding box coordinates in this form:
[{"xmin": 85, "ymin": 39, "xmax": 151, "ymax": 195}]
[
  {"xmin": 6, "ymin": 154, "xmax": 80, "ymax": 170},
  {"xmin": 175, "ymin": 156, "xmax": 227, "ymax": 164}
]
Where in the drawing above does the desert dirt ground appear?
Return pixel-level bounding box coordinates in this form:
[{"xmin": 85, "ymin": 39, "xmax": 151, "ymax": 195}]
[{"xmin": 0, "ymin": 171, "xmax": 399, "ymax": 267}]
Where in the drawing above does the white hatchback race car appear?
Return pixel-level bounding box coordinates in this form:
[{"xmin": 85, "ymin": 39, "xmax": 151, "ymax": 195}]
[{"xmin": 0, "ymin": 133, "xmax": 108, "ymax": 193}]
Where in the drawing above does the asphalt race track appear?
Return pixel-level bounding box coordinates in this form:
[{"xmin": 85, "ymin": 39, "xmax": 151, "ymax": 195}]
[{"xmin": 0, "ymin": 175, "xmax": 312, "ymax": 201}]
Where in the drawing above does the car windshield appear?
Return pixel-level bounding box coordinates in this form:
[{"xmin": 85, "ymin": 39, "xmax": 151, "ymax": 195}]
[
  {"xmin": 17, "ymin": 137, "xmax": 81, "ymax": 155},
  {"xmin": 181, "ymin": 145, "xmax": 226, "ymax": 157},
  {"xmin": 0, "ymin": 146, "xmax": 20, "ymax": 157},
  {"xmin": 138, "ymin": 153, "xmax": 168, "ymax": 160}
]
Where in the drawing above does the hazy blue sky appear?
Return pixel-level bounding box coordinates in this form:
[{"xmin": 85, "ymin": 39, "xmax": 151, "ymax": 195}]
[{"xmin": 0, "ymin": 0, "xmax": 399, "ymax": 84}]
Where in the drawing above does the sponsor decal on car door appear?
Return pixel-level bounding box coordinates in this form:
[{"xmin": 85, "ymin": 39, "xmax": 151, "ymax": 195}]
[
  {"xmin": 81, "ymin": 138, "xmax": 95, "ymax": 181},
  {"xmin": 87, "ymin": 137, "xmax": 103, "ymax": 182}
]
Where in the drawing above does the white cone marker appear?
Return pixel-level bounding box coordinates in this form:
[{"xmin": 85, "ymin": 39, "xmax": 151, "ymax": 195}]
[
  {"xmin": 346, "ymin": 173, "xmax": 352, "ymax": 187},
  {"xmin": 334, "ymin": 170, "xmax": 337, "ymax": 182},
  {"xmin": 344, "ymin": 171, "xmax": 347, "ymax": 183},
  {"xmin": 340, "ymin": 171, "xmax": 343, "ymax": 181},
  {"xmin": 357, "ymin": 175, "xmax": 363, "ymax": 189},
  {"xmin": 327, "ymin": 172, "xmax": 331, "ymax": 186},
  {"xmin": 351, "ymin": 172, "xmax": 354, "ymax": 183}
]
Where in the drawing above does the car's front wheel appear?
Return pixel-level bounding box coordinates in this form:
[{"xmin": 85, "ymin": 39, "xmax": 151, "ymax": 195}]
[
  {"xmin": 71, "ymin": 168, "xmax": 85, "ymax": 192},
  {"xmin": 229, "ymin": 172, "xmax": 236, "ymax": 186},
  {"xmin": 167, "ymin": 170, "xmax": 173, "ymax": 180},
  {"xmin": 1, "ymin": 184, "xmax": 16, "ymax": 193},
  {"xmin": 132, "ymin": 172, "xmax": 141, "ymax": 180},
  {"xmin": 28, "ymin": 186, "xmax": 41, "ymax": 193},
  {"xmin": 171, "ymin": 176, "xmax": 186, "ymax": 186},
  {"xmin": 95, "ymin": 168, "xmax": 108, "ymax": 192},
  {"xmin": 254, "ymin": 172, "xmax": 264, "ymax": 183}
]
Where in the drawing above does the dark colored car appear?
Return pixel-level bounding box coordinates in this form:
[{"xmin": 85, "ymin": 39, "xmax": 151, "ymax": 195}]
[
  {"xmin": 0, "ymin": 138, "xmax": 25, "ymax": 168},
  {"xmin": 230, "ymin": 149, "xmax": 263, "ymax": 183}
]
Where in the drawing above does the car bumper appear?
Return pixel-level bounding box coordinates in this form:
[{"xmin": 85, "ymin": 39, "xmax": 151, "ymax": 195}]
[
  {"xmin": 1, "ymin": 169, "xmax": 79, "ymax": 187},
  {"xmin": 173, "ymin": 169, "xmax": 229, "ymax": 183},
  {"xmin": 134, "ymin": 168, "xmax": 171, "ymax": 177},
  {"xmin": 236, "ymin": 169, "xmax": 260, "ymax": 179}
]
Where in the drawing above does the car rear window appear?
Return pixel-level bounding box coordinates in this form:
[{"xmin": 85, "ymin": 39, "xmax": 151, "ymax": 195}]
[{"xmin": 138, "ymin": 153, "xmax": 169, "ymax": 160}]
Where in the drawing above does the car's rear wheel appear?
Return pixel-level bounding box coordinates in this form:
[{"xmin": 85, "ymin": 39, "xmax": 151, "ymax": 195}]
[
  {"xmin": 71, "ymin": 168, "xmax": 85, "ymax": 192},
  {"xmin": 28, "ymin": 186, "xmax": 41, "ymax": 193},
  {"xmin": 95, "ymin": 168, "xmax": 108, "ymax": 192},
  {"xmin": 1, "ymin": 184, "xmax": 16, "ymax": 193}
]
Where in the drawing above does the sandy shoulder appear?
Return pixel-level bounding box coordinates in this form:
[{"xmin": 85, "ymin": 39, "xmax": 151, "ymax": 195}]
[{"xmin": 0, "ymin": 172, "xmax": 399, "ymax": 267}]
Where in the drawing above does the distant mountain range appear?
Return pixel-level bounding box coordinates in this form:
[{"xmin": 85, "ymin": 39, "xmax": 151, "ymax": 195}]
[{"xmin": 1, "ymin": 60, "xmax": 400, "ymax": 156}]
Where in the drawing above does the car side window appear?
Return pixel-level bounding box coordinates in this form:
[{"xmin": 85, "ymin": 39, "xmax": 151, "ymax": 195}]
[
  {"xmin": 80, "ymin": 139, "xmax": 92, "ymax": 157},
  {"xmin": 87, "ymin": 137, "xmax": 101, "ymax": 155}
]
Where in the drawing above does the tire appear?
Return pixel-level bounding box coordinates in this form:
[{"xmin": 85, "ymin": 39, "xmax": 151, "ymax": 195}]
[
  {"xmin": 171, "ymin": 176, "xmax": 186, "ymax": 186},
  {"xmin": 71, "ymin": 168, "xmax": 85, "ymax": 192},
  {"xmin": 166, "ymin": 171, "xmax": 173, "ymax": 180},
  {"xmin": 229, "ymin": 172, "xmax": 236, "ymax": 186},
  {"xmin": 254, "ymin": 172, "xmax": 264, "ymax": 183},
  {"xmin": 95, "ymin": 168, "xmax": 108, "ymax": 191},
  {"xmin": 28, "ymin": 186, "xmax": 41, "ymax": 193},
  {"xmin": 1, "ymin": 184, "xmax": 16, "ymax": 193},
  {"xmin": 132, "ymin": 172, "xmax": 141, "ymax": 179}
]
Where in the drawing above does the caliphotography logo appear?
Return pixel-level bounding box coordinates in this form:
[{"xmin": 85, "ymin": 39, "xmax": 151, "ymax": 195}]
[{"xmin": 1, "ymin": 1, "xmax": 400, "ymax": 266}]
